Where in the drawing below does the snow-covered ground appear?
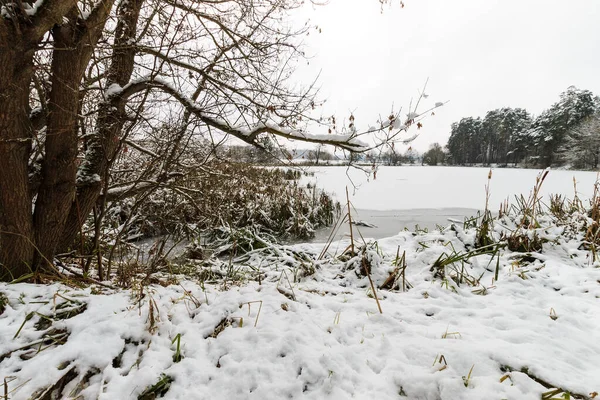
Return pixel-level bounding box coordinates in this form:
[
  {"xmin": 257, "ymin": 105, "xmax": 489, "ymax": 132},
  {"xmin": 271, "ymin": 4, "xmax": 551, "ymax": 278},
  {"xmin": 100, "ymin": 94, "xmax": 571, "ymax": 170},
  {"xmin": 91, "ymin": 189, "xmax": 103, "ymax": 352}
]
[{"xmin": 1, "ymin": 167, "xmax": 599, "ymax": 399}]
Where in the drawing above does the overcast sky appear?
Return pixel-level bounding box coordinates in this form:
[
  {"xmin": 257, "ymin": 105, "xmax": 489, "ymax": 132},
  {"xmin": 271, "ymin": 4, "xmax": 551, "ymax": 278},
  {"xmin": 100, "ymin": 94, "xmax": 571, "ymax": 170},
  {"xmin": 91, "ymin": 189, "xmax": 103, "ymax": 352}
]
[{"xmin": 292, "ymin": 0, "xmax": 600, "ymax": 152}]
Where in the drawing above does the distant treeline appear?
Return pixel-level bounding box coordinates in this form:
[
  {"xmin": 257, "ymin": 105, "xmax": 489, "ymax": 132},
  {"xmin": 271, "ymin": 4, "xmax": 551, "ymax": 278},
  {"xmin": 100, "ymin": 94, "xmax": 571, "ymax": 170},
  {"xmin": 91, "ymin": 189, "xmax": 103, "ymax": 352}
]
[
  {"xmin": 445, "ymin": 86, "xmax": 600, "ymax": 169},
  {"xmin": 217, "ymin": 86, "xmax": 600, "ymax": 169}
]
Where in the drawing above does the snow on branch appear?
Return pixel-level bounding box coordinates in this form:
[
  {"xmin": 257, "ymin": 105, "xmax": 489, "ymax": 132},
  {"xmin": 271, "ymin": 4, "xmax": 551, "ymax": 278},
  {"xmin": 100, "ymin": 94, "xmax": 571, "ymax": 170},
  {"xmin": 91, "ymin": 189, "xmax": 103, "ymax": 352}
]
[
  {"xmin": 25, "ymin": 0, "xmax": 78, "ymax": 41},
  {"xmin": 117, "ymin": 77, "xmax": 370, "ymax": 152},
  {"xmin": 123, "ymin": 139, "xmax": 160, "ymax": 158}
]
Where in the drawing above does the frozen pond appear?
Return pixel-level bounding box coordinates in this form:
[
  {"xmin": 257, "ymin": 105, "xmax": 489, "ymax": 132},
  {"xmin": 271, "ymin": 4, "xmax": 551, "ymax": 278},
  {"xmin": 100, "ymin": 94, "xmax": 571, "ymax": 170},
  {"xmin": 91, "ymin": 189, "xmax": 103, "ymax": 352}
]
[
  {"xmin": 305, "ymin": 165, "xmax": 599, "ymax": 240},
  {"xmin": 312, "ymin": 207, "xmax": 479, "ymax": 242}
]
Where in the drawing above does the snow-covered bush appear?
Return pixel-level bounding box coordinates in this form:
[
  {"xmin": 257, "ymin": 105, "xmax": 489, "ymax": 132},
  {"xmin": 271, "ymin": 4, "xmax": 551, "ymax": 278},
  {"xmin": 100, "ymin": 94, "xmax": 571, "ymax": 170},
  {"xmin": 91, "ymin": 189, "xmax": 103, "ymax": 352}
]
[{"xmin": 105, "ymin": 162, "xmax": 340, "ymax": 244}]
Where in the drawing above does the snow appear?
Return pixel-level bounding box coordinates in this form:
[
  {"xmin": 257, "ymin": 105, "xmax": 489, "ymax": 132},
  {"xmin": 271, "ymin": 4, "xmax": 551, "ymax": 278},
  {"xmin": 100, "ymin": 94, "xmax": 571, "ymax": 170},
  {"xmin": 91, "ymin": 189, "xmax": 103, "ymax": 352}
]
[
  {"xmin": 105, "ymin": 83, "xmax": 123, "ymax": 99},
  {"xmin": 17, "ymin": 0, "xmax": 45, "ymax": 16},
  {"xmin": 301, "ymin": 166, "xmax": 600, "ymax": 211},
  {"xmin": 1, "ymin": 166, "xmax": 600, "ymax": 399},
  {"xmin": 1, "ymin": 223, "xmax": 599, "ymax": 399},
  {"xmin": 241, "ymin": 121, "xmax": 369, "ymax": 151},
  {"xmin": 76, "ymin": 170, "xmax": 101, "ymax": 184},
  {"xmin": 391, "ymin": 119, "xmax": 406, "ymax": 130}
]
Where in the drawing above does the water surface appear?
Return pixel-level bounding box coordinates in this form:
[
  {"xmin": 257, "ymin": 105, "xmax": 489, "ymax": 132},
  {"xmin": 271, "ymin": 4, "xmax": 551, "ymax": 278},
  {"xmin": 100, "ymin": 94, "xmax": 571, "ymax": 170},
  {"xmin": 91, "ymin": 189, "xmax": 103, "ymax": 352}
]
[{"xmin": 312, "ymin": 207, "xmax": 479, "ymax": 242}]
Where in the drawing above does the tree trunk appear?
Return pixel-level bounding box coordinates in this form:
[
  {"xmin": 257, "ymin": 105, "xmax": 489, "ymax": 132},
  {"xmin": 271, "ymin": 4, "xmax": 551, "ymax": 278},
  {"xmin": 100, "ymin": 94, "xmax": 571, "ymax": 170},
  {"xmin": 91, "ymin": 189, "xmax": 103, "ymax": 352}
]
[
  {"xmin": 32, "ymin": 3, "xmax": 116, "ymax": 269},
  {"xmin": 59, "ymin": 0, "xmax": 144, "ymax": 252},
  {"xmin": 0, "ymin": 0, "xmax": 110, "ymax": 280},
  {"xmin": 32, "ymin": 25, "xmax": 86, "ymax": 271},
  {"xmin": 0, "ymin": 40, "xmax": 35, "ymax": 280}
]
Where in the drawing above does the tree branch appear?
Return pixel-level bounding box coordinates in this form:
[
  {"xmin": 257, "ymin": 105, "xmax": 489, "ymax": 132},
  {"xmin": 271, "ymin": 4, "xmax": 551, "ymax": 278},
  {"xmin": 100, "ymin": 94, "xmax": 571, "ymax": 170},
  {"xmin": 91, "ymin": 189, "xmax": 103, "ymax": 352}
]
[
  {"xmin": 102, "ymin": 172, "xmax": 184, "ymax": 202},
  {"xmin": 26, "ymin": 0, "xmax": 79, "ymax": 42},
  {"xmin": 119, "ymin": 78, "xmax": 369, "ymax": 152}
]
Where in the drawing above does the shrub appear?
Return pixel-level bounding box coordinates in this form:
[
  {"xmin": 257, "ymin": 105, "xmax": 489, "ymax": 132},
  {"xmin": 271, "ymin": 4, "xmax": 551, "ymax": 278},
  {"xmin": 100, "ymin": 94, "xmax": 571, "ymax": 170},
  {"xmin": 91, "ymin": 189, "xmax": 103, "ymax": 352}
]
[{"xmin": 105, "ymin": 162, "xmax": 340, "ymax": 243}]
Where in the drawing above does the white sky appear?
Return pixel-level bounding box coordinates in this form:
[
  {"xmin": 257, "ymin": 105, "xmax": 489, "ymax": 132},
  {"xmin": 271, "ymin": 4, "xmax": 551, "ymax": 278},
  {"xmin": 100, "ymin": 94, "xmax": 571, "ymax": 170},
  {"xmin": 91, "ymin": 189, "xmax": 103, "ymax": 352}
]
[{"xmin": 292, "ymin": 0, "xmax": 600, "ymax": 152}]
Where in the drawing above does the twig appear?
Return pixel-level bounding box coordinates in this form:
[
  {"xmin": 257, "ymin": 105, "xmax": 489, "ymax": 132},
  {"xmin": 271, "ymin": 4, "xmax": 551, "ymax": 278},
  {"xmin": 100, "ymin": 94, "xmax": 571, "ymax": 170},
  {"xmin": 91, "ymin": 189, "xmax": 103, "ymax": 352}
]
[
  {"xmin": 346, "ymin": 187, "xmax": 355, "ymax": 255},
  {"xmin": 363, "ymin": 256, "xmax": 383, "ymax": 314},
  {"xmin": 55, "ymin": 261, "xmax": 117, "ymax": 290}
]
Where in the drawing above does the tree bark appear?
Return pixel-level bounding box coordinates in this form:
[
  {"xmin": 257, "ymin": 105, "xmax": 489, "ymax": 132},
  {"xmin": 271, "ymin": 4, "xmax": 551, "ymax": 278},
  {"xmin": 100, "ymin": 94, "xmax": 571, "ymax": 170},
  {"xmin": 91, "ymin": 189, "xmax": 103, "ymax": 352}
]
[
  {"xmin": 0, "ymin": 0, "xmax": 82, "ymax": 280},
  {"xmin": 0, "ymin": 37, "xmax": 36, "ymax": 280},
  {"xmin": 32, "ymin": 24, "xmax": 86, "ymax": 271},
  {"xmin": 33, "ymin": 3, "xmax": 115, "ymax": 270},
  {"xmin": 59, "ymin": 0, "xmax": 144, "ymax": 252}
]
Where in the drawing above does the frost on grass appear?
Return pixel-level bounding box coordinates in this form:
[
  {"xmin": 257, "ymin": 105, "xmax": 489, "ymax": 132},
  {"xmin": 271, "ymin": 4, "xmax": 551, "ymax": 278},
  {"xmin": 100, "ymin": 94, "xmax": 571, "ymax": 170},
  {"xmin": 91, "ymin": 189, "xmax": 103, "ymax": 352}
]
[{"xmin": 1, "ymin": 195, "xmax": 600, "ymax": 399}]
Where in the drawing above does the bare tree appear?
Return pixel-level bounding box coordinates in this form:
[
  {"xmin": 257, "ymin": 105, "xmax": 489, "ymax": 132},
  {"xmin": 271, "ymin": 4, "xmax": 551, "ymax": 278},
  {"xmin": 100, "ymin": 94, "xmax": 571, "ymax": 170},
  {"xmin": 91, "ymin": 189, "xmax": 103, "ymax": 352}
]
[
  {"xmin": 560, "ymin": 114, "xmax": 600, "ymax": 170},
  {"xmin": 0, "ymin": 0, "xmax": 441, "ymax": 280}
]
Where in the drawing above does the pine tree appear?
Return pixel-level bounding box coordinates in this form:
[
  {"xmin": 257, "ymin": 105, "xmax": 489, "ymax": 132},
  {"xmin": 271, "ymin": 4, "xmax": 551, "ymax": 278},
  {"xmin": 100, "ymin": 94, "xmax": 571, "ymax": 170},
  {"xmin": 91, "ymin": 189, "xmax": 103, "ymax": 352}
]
[
  {"xmin": 446, "ymin": 117, "xmax": 483, "ymax": 164},
  {"xmin": 481, "ymin": 108, "xmax": 532, "ymax": 165}
]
